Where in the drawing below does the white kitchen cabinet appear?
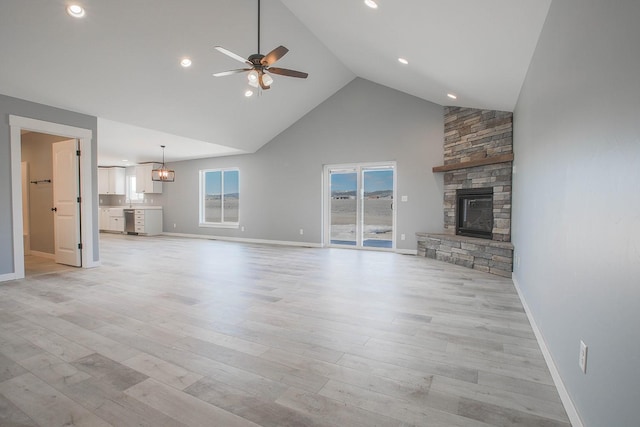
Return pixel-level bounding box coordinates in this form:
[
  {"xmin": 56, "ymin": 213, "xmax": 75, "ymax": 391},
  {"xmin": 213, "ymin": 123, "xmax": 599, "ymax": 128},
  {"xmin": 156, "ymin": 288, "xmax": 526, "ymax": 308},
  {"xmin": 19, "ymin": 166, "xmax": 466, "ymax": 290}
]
[
  {"xmin": 109, "ymin": 216, "xmax": 124, "ymax": 232},
  {"xmin": 99, "ymin": 208, "xmax": 111, "ymax": 230},
  {"xmin": 98, "ymin": 167, "xmax": 125, "ymax": 195},
  {"xmin": 134, "ymin": 208, "xmax": 163, "ymax": 236},
  {"xmin": 135, "ymin": 163, "xmax": 163, "ymax": 194},
  {"xmin": 100, "ymin": 207, "xmax": 124, "ymax": 233}
]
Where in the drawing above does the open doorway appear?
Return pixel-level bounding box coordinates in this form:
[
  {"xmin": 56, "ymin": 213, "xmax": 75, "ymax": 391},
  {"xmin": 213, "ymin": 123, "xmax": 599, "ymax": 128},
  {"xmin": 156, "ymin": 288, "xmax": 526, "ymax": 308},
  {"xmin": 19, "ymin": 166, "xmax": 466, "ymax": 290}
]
[
  {"xmin": 21, "ymin": 132, "xmax": 82, "ymax": 276},
  {"xmin": 7, "ymin": 115, "xmax": 97, "ymax": 282}
]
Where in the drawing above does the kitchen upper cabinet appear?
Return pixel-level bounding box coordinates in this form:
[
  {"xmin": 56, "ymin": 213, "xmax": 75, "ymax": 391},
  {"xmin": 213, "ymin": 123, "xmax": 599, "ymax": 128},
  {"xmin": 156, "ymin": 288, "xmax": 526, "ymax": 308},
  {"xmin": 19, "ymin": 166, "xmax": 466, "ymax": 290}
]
[
  {"xmin": 98, "ymin": 167, "xmax": 125, "ymax": 195},
  {"xmin": 135, "ymin": 163, "xmax": 163, "ymax": 194}
]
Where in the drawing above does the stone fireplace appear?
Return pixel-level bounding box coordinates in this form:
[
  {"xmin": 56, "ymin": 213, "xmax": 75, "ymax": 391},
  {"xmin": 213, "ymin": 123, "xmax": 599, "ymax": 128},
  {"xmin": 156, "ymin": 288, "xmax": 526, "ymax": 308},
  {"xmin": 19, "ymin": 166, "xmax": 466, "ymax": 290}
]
[{"xmin": 417, "ymin": 107, "xmax": 514, "ymax": 277}]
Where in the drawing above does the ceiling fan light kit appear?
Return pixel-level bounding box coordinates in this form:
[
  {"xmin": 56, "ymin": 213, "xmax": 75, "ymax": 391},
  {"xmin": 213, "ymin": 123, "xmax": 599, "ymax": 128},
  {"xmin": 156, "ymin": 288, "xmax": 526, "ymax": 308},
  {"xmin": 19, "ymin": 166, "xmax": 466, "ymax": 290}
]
[{"xmin": 213, "ymin": 0, "xmax": 308, "ymax": 94}]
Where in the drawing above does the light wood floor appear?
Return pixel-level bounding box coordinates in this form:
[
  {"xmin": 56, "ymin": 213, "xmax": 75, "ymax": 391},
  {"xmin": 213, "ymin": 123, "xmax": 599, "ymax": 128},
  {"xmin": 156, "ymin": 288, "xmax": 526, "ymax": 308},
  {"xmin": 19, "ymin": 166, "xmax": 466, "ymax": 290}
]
[{"xmin": 0, "ymin": 234, "xmax": 571, "ymax": 426}]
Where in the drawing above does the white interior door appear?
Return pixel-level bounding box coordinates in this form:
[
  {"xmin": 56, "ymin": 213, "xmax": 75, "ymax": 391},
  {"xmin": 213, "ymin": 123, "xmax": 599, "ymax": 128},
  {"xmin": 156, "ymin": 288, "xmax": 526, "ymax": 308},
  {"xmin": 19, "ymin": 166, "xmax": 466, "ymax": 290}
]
[{"xmin": 52, "ymin": 139, "xmax": 81, "ymax": 267}]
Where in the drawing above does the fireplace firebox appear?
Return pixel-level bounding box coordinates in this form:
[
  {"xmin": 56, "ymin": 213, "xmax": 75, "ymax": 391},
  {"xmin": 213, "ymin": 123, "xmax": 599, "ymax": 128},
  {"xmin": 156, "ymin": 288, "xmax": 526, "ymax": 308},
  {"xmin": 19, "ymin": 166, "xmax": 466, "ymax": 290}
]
[{"xmin": 456, "ymin": 188, "xmax": 493, "ymax": 239}]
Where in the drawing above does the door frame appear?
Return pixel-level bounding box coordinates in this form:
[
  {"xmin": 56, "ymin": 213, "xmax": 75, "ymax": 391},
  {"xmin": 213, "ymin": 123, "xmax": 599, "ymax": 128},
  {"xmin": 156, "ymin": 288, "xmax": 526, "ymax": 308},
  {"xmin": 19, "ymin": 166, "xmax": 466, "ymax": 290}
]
[
  {"xmin": 323, "ymin": 161, "xmax": 397, "ymax": 251},
  {"xmin": 8, "ymin": 115, "xmax": 98, "ymax": 281}
]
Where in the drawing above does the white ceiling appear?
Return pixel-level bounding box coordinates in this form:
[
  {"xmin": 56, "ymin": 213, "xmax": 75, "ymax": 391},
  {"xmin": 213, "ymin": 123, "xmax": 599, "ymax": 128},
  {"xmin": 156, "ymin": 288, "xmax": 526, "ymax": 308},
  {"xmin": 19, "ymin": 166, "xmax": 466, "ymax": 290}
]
[{"xmin": 0, "ymin": 0, "xmax": 551, "ymax": 166}]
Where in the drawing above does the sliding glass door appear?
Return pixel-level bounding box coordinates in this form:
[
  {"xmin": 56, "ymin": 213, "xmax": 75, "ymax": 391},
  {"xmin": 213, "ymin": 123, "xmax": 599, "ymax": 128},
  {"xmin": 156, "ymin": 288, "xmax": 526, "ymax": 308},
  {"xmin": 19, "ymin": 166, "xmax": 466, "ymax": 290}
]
[{"xmin": 326, "ymin": 163, "xmax": 395, "ymax": 249}]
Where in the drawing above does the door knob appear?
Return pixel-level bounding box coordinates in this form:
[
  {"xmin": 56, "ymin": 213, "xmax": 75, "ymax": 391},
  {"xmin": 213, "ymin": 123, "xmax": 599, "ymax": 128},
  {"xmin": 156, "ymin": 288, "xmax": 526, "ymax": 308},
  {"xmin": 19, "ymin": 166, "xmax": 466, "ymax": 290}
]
[{"xmin": 51, "ymin": 207, "xmax": 57, "ymax": 212}]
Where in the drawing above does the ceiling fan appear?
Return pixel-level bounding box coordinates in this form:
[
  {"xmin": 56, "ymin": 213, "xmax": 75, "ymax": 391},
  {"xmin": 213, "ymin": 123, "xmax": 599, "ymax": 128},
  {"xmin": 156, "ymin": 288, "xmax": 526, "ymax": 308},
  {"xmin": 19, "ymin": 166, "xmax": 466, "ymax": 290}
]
[{"xmin": 213, "ymin": 0, "xmax": 308, "ymax": 91}]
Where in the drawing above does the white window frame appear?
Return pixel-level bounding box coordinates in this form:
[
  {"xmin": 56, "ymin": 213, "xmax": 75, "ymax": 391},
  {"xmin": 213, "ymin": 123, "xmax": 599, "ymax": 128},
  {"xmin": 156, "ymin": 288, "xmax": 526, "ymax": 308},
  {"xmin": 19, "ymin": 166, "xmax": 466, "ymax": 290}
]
[{"xmin": 199, "ymin": 168, "xmax": 240, "ymax": 228}]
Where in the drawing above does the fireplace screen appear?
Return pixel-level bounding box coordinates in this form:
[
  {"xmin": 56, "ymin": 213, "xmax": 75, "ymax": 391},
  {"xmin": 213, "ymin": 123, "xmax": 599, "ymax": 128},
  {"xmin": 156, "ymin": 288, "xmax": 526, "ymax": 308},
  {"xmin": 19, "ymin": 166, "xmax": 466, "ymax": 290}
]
[{"xmin": 456, "ymin": 188, "xmax": 493, "ymax": 239}]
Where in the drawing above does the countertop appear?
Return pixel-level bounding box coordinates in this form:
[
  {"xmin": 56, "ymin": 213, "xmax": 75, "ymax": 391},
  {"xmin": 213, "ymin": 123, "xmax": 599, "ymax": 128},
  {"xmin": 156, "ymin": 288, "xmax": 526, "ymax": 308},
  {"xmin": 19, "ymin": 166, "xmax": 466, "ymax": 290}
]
[{"xmin": 100, "ymin": 206, "xmax": 163, "ymax": 210}]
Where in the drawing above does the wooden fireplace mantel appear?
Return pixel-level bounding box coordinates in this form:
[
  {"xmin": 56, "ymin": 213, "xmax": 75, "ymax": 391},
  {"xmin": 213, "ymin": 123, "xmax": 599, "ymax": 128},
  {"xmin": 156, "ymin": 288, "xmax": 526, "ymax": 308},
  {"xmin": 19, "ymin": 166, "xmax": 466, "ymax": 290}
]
[{"xmin": 432, "ymin": 153, "xmax": 514, "ymax": 173}]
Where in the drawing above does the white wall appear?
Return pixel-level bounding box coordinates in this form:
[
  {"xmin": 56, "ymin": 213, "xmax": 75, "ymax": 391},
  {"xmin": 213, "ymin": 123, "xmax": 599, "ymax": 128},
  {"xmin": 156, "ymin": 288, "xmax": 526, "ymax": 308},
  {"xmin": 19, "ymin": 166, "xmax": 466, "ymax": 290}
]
[
  {"xmin": 162, "ymin": 78, "xmax": 444, "ymax": 250},
  {"xmin": 512, "ymin": 0, "xmax": 640, "ymax": 425}
]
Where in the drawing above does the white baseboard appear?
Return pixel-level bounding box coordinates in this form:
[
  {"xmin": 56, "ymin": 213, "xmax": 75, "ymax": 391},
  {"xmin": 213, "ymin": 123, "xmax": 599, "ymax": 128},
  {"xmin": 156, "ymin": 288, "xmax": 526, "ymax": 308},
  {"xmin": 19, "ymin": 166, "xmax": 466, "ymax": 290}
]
[
  {"xmin": 0, "ymin": 272, "xmax": 18, "ymax": 283},
  {"xmin": 161, "ymin": 232, "xmax": 323, "ymax": 248},
  {"xmin": 84, "ymin": 260, "xmax": 101, "ymax": 268},
  {"xmin": 512, "ymin": 274, "xmax": 584, "ymax": 427},
  {"xmin": 29, "ymin": 250, "xmax": 55, "ymax": 260},
  {"xmin": 162, "ymin": 232, "xmax": 417, "ymax": 254},
  {"xmin": 396, "ymin": 248, "xmax": 418, "ymax": 255}
]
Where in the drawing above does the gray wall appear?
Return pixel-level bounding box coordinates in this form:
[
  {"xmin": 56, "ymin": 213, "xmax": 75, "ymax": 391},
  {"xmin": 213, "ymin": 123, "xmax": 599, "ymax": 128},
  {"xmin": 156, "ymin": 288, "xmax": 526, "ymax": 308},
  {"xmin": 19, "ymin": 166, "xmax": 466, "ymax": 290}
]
[
  {"xmin": 0, "ymin": 94, "xmax": 99, "ymax": 274},
  {"xmin": 21, "ymin": 132, "xmax": 68, "ymax": 254},
  {"xmin": 163, "ymin": 78, "xmax": 444, "ymax": 250},
  {"xmin": 512, "ymin": 0, "xmax": 640, "ymax": 425}
]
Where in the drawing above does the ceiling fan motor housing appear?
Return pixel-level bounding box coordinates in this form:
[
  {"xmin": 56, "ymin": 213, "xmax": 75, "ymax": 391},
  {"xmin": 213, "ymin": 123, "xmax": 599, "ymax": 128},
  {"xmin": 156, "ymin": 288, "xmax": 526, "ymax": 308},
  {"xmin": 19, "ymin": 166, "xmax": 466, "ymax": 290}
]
[{"xmin": 249, "ymin": 54, "xmax": 266, "ymax": 68}]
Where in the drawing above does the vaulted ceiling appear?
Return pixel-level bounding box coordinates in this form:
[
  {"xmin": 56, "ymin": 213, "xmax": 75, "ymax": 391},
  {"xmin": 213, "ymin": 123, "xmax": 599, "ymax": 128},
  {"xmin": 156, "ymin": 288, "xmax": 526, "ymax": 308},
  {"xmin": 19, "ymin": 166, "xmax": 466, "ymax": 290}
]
[{"xmin": 0, "ymin": 0, "xmax": 551, "ymax": 165}]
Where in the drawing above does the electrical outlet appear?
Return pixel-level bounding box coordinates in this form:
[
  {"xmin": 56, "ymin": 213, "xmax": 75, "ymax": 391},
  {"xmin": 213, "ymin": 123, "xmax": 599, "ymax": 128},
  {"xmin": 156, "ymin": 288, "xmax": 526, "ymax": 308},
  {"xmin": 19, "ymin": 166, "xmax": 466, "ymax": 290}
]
[
  {"xmin": 401, "ymin": 195, "xmax": 408, "ymax": 202},
  {"xmin": 401, "ymin": 234, "xmax": 406, "ymax": 240},
  {"xmin": 299, "ymin": 228, "xmax": 304, "ymax": 235},
  {"xmin": 579, "ymin": 340, "xmax": 588, "ymax": 373},
  {"xmin": 173, "ymin": 223, "xmax": 176, "ymax": 228},
  {"xmin": 241, "ymin": 226, "xmax": 245, "ymax": 232}
]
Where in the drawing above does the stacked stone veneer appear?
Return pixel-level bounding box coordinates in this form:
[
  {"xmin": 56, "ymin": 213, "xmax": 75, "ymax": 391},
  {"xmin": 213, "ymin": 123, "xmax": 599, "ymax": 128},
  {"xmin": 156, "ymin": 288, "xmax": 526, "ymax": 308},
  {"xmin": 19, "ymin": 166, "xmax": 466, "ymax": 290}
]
[
  {"xmin": 417, "ymin": 106, "xmax": 514, "ymax": 277},
  {"xmin": 443, "ymin": 107, "xmax": 513, "ymax": 241}
]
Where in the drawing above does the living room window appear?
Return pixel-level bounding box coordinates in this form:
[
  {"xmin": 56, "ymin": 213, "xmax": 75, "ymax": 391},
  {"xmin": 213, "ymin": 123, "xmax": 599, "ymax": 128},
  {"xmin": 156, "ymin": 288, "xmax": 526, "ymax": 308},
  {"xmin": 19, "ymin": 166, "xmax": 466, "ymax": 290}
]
[{"xmin": 199, "ymin": 169, "xmax": 239, "ymax": 227}]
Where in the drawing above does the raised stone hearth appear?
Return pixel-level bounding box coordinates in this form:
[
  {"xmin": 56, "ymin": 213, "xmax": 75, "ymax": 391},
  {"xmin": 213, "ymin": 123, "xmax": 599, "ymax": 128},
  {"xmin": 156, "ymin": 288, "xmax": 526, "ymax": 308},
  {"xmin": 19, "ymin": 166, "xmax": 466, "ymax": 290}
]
[
  {"xmin": 416, "ymin": 233, "xmax": 513, "ymax": 277},
  {"xmin": 419, "ymin": 106, "xmax": 514, "ymax": 276}
]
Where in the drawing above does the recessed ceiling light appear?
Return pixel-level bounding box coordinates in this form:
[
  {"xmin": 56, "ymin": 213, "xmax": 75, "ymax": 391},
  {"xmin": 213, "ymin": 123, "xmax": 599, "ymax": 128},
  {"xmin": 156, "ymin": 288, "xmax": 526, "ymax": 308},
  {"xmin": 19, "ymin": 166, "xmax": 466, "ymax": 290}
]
[
  {"xmin": 122, "ymin": 159, "xmax": 128, "ymax": 162},
  {"xmin": 398, "ymin": 58, "xmax": 409, "ymax": 65},
  {"xmin": 364, "ymin": 0, "xmax": 378, "ymax": 9},
  {"xmin": 245, "ymin": 90, "xmax": 254, "ymax": 97},
  {"xmin": 447, "ymin": 93, "xmax": 458, "ymax": 99},
  {"xmin": 180, "ymin": 58, "xmax": 192, "ymax": 68},
  {"xmin": 66, "ymin": 4, "xmax": 85, "ymax": 18}
]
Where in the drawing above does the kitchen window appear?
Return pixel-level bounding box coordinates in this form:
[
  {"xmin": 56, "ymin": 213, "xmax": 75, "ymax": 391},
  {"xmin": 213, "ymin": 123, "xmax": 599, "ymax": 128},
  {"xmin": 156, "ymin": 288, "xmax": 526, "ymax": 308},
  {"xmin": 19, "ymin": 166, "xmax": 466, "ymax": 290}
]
[
  {"xmin": 199, "ymin": 169, "xmax": 239, "ymax": 227},
  {"xmin": 126, "ymin": 176, "xmax": 144, "ymax": 203}
]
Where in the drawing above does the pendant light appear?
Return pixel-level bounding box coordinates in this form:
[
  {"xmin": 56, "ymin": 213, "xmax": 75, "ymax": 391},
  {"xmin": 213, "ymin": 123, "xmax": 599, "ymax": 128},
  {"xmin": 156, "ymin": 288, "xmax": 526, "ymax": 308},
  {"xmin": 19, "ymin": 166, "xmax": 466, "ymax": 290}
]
[{"xmin": 151, "ymin": 145, "xmax": 175, "ymax": 182}]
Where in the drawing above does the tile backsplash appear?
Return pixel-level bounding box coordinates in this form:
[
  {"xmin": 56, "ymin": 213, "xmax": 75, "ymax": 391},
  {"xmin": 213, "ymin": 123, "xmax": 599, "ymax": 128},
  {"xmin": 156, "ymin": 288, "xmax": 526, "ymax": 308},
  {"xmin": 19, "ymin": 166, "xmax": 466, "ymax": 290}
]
[{"xmin": 99, "ymin": 194, "xmax": 163, "ymax": 207}]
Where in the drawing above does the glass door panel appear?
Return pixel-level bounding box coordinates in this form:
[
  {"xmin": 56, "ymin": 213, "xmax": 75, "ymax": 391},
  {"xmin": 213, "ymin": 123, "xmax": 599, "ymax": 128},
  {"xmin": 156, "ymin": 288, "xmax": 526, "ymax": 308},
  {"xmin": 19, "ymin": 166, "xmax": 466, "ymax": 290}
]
[
  {"xmin": 362, "ymin": 168, "xmax": 394, "ymax": 248},
  {"xmin": 329, "ymin": 170, "xmax": 358, "ymax": 246}
]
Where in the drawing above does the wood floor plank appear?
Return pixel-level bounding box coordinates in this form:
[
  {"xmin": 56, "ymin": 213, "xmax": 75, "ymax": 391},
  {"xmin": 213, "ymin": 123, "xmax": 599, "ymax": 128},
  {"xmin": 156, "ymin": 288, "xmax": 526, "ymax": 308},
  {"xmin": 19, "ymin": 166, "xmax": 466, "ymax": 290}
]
[
  {"xmin": 276, "ymin": 387, "xmax": 404, "ymax": 427},
  {"xmin": 125, "ymin": 378, "xmax": 261, "ymax": 427},
  {"xmin": 0, "ymin": 391, "xmax": 38, "ymax": 427},
  {"xmin": 0, "ymin": 372, "xmax": 112, "ymax": 427},
  {"xmin": 185, "ymin": 377, "xmax": 324, "ymax": 427},
  {"xmin": 120, "ymin": 353, "xmax": 203, "ymax": 390},
  {"xmin": 318, "ymin": 379, "xmax": 493, "ymax": 427}
]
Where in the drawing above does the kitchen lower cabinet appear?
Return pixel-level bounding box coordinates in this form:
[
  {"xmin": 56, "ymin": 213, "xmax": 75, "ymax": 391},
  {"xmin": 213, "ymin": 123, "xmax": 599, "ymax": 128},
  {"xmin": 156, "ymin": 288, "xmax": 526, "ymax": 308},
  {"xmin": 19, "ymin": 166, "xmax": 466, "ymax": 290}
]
[
  {"xmin": 134, "ymin": 209, "xmax": 162, "ymax": 235},
  {"xmin": 99, "ymin": 208, "xmax": 111, "ymax": 230},
  {"xmin": 100, "ymin": 207, "xmax": 125, "ymax": 233},
  {"xmin": 109, "ymin": 216, "xmax": 125, "ymax": 232}
]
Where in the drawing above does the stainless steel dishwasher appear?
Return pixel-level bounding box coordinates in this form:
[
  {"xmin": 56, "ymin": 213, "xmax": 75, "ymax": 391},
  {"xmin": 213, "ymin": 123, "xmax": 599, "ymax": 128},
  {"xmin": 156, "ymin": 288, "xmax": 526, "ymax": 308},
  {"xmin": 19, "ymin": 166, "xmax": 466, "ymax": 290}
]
[{"xmin": 124, "ymin": 209, "xmax": 136, "ymax": 234}]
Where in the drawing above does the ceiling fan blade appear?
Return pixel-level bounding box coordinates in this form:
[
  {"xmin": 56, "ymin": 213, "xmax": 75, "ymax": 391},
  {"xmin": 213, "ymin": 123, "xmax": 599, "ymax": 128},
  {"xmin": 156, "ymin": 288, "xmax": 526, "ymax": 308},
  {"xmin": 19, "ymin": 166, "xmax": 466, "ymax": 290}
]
[
  {"xmin": 213, "ymin": 68, "xmax": 252, "ymax": 77},
  {"xmin": 214, "ymin": 46, "xmax": 251, "ymax": 66},
  {"xmin": 261, "ymin": 46, "xmax": 289, "ymax": 66},
  {"xmin": 268, "ymin": 67, "xmax": 309, "ymax": 79}
]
